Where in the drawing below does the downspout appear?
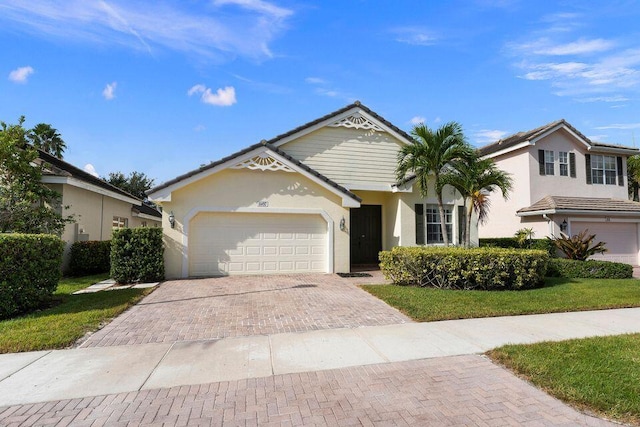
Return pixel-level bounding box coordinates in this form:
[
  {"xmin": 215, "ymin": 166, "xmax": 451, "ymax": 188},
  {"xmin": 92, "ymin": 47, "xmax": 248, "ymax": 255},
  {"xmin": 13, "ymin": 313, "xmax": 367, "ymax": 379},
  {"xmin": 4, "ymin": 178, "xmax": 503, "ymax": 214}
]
[
  {"xmin": 100, "ymin": 195, "xmax": 104, "ymax": 240},
  {"xmin": 542, "ymin": 214, "xmax": 553, "ymax": 237}
]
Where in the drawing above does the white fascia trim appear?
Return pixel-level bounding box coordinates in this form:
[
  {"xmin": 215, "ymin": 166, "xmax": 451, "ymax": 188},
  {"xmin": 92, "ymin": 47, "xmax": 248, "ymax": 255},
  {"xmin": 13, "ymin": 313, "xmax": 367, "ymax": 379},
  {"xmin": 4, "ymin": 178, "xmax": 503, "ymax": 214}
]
[
  {"xmin": 148, "ymin": 146, "xmax": 360, "ymax": 208},
  {"xmin": 518, "ymin": 209, "xmax": 640, "ymax": 217},
  {"xmin": 530, "ymin": 124, "xmax": 592, "ymax": 150},
  {"xmin": 344, "ymin": 183, "xmax": 395, "ymax": 192},
  {"xmin": 271, "ymin": 107, "xmax": 413, "ymax": 148},
  {"xmin": 391, "ymin": 185, "xmax": 413, "ymax": 193},
  {"xmin": 132, "ymin": 212, "xmax": 162, "ymax": 221},
  {"xmin": 42, "ymin": 176, "xmax": 140, "ymax": 205},
  {"xmin": 481, "ymin": 141, "xmax": 534, "ymax": 159},
  {"xmin": 181, "ymin": 207, "xmax": 335, "ymax": 278}
]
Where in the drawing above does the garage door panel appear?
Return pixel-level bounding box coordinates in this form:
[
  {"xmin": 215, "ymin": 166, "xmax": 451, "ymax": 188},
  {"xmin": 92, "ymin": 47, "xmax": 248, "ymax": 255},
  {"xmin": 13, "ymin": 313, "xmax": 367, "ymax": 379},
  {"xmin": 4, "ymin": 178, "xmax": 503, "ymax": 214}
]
[
  {"xmin": 189, "ymin": 212, "xmax": 328, "ymax": 276},
  {"xmin": 572, "ymin": 222, "xmax": 638, "ymax": 265}
]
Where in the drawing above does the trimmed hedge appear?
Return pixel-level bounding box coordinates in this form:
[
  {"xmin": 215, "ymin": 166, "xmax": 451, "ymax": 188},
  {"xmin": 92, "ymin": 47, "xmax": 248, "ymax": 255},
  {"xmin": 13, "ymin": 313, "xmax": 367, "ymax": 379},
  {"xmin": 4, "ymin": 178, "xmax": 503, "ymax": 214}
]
[
  {"xmin": 379, "ymin": 246, "xmax": 548, "ymax": 290},
  {"xmin": 111, "ymin": 228, "xmax": 164, "ymax": 284},
  {"xmin": 480, "ymin": 237, "xmax": 556, "ymax": 255},
  {"xmin": 546, "ymin": 258, "xmax": 633, "ymax": 279},
  {"xmin": 68, "ymin": 240, "xmax": 111, "ymax": 276},
  {"xmin": 0, "ymin": 234, "xmax": 64, "ymax": 319}
]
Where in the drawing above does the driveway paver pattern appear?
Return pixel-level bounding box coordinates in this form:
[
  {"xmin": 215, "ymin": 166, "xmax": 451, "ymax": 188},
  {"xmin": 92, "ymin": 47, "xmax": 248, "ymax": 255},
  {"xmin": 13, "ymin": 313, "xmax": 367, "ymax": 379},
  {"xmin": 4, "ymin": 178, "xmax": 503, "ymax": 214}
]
[
  {"xmin": 80, "ymin": 274, "xmax": 409, "ymax": 348},
  {"xmin": 0, "ymin": 355, "xmax": 613, "ymax": 426}
]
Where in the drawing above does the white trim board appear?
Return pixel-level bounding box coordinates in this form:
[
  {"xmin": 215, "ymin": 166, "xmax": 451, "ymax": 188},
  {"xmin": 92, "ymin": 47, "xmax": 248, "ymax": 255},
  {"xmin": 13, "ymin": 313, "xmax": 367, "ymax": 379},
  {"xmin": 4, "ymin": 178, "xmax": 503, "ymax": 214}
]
[{"xmin": 42, "ymin": 176, "xmax": 140, "ymax": 205}]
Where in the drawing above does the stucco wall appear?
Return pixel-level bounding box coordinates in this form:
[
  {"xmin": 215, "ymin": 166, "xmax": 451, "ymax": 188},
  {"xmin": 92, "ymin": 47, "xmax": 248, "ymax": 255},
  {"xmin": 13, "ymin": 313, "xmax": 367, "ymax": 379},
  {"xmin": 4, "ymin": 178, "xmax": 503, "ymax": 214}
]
[
  {"xmin": 159, "ymin": 168, "xmax": 350, "ymax": 279},
  {"xmin": 281, "ymin": 127, "xmax": 403, "ymax": 187}
]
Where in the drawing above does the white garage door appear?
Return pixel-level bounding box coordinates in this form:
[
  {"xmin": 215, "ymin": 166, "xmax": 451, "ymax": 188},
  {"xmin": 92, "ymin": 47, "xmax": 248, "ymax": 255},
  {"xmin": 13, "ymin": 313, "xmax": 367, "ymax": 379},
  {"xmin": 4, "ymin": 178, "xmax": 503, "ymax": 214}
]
[
  {"xmin": 189, "ymin": 212, "xmax": 328, "ymax": 276},
  {"xmin": 571, "ymin": 222, "xmax": 638, "ymax": 265}
]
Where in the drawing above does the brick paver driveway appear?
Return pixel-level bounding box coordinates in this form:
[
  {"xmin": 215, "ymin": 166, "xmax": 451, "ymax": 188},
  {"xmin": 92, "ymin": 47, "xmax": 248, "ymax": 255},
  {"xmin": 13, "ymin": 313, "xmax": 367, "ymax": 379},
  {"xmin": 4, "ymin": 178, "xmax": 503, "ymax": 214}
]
[
  {"xmin": 0, "ymin": 355, "xmax": 613, "ymax": 426},
  {"xmin": 80, "ymin": 274, "xmax": 409, "ymax": 347}
]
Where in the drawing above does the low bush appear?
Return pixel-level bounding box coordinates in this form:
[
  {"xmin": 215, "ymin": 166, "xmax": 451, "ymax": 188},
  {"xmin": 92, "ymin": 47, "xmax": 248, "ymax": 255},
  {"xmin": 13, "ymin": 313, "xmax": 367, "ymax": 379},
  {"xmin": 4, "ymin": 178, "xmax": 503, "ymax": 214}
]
[
  {"xmin": 546, "ymin": 258, "xmax": 632, "ymax": 279},
  {"xmin": 111, "ymin": 228, "xmax": 164, "ymax": 284},
  {"xmin": 480, "ymin": 237, "xmax": 556, "ymax": 256},
  {"xmin": 0, "ymin": 234, "xmax": 64, "ymax": 319},
  {"xmin": 68, "ymin": 240, "xmax": 111, "ymax": 276},
  {"xmin": 379, "ymin": 246, "xmax": 548, "ymax": 290}
]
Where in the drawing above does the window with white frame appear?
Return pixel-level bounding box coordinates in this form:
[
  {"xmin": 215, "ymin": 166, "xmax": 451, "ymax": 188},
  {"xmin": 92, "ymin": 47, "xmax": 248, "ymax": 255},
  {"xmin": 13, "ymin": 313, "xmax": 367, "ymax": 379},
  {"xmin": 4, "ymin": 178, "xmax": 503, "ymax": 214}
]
[
  {"xmin": 591, "ymin": 154, "xmax": 617, "ymax": 185},
  {"xmin": 559, "ymin": 151, "xmax": 568, "ymax": 176},
  {"xmin": 112, "ymin": 216, "xmax": 128, "ymax": 229},
  {"xmin": 415, "ymin": 204, "xmax": 452, "ymax": 244},
  {"xmin": 544, "ymin": 150, "xmax": 555, "ymax": 175}
]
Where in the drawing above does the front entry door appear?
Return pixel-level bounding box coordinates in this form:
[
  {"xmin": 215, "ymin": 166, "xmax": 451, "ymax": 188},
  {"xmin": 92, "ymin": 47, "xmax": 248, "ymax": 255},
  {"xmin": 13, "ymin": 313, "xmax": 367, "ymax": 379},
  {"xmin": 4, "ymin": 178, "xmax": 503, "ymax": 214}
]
[{"xmin": 350, "ymin": 205, "xmax": 382, "ymax": 265}]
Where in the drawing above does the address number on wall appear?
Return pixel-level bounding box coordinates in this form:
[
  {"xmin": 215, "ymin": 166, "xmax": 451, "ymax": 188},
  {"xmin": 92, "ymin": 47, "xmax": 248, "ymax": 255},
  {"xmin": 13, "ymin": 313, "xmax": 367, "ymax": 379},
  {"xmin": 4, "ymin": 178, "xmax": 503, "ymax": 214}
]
[{"xmin": 258, "ymin": 201, "xmax": 269, "ymax": 207}]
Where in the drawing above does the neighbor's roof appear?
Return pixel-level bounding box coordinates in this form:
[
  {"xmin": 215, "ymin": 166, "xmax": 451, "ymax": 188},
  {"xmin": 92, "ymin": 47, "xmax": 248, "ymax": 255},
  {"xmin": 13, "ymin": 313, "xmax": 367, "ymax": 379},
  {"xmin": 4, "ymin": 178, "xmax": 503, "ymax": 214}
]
[
  {"xmin": 148, "ymin": 140, "xmax": 362, "ymax": 203},
  {"xmin": 478, "ymin": 119, "xmax": 638, "ymax": 157},
  {"xmin": 133, "ymin": 203, "xmax": 162, "ymax": 218},
  {"xmin": 517, "ymin": 195, "xmax": 640, "ymax": 215},
  {"xmin": 38, "ymin": 149, "xmax": 141, "ymax": 202}
]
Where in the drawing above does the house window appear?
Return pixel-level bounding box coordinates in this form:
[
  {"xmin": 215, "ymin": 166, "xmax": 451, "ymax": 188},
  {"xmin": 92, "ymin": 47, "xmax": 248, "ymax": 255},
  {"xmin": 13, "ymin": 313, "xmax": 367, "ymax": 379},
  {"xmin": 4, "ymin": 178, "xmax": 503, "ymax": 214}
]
[
  {"xmin": 112, "ymin": 216, "xmax": 128, "ymax": 229},
  {"xmin": 544, "ymin": 150, "xmax": 555, "ymax": 175},
  {"xmin": 413, "ymin": 204, "xmax": 453, "ymax": 244},
  {"xmin": 559, "ymin": 151, "xmax": 568, "ymax": 176},
  {"xmin": 591, "ymin": 154, "xmax": 617, "ymax": 185}
]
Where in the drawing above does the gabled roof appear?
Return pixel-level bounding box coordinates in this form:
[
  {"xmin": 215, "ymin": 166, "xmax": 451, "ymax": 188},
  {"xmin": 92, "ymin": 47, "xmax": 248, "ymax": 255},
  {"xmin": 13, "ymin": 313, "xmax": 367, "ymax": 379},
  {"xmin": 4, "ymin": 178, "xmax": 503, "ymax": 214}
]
[
  {"xmin": 265, "ymin": 101, "xmax": 414, "ymax": 147},
  {"xmin": 478, "ymin": 119, "xmax": 638, "ymax": 158},
  {"xmin": 147, "ymin": 141, "xmax": 362, "ymax": 207},
  {"xmin": 38, "ymin": 149, "xmax": 141, "ymax": 204},
  {"xmin": 517, "ymin": 195, "xmax": 640, "ymax": 216}
]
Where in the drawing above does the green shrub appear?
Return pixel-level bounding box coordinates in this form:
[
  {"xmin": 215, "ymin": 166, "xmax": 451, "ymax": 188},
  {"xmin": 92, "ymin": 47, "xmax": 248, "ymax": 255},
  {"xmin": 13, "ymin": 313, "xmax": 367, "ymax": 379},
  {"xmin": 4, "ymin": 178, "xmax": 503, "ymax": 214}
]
[
  {"xmin": 480, "ymin": 237, "xmax": 556, "ymax": 256},
  {"xmin": 111, "ymin": 228, "xmax": 164, "ymax": 284},
  {"xmin": 0, "ymin": 234, "xmax": 64, "ymax": 319},
  {"xmin": 68, "ymin": 240, "xmax": 111, "ymax": 276},
  {"xmin": 379, "ymin": 246, "xmax": 548, "ymax": 290},
  {"xmin": 546, "ymin": 258, "xmax": 632, "ymax": 279}
]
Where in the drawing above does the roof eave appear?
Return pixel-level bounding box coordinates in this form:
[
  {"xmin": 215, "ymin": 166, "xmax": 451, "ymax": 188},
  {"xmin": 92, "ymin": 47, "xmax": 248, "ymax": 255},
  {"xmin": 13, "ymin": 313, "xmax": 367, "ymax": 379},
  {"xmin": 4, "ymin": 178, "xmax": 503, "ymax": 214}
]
[{"xmin": 517, "ymin": 208, "xmax": 640, "ymax": 217}]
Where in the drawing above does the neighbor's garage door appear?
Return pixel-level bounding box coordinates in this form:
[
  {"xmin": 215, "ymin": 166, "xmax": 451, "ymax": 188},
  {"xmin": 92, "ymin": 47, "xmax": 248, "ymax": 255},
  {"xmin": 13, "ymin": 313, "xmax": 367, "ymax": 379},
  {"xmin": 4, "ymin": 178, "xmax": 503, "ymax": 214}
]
[
  {"xmin": 572, "ymin": 222, "xmax": 638, "ymax": 265},
  {"xmin": 189, "ymin": 212, "xmax": 327, "ymax": 276}
]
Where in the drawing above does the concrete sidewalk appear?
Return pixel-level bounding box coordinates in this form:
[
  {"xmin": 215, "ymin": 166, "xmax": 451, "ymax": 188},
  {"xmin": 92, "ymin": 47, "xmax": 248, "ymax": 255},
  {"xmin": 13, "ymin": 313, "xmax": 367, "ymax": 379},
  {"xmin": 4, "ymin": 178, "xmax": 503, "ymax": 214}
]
[{"xmin": 0, "ymin": 307, "xmax": 639, "ymax": 407}]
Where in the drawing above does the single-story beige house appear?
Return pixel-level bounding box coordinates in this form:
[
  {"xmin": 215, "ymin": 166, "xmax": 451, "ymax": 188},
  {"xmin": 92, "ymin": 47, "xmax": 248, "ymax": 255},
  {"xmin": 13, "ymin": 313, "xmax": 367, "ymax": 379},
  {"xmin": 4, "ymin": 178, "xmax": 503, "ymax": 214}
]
[
  {"xmin": 148, "ymin": 102, "xmax": 475, "ymax": 279},
  {"xmin": 38, "ymin": 150, "xmax": 161, "ymax": 267},
  {"xmin": 478, "ymin": 119, "xmax": 640, "ymax": 265}
]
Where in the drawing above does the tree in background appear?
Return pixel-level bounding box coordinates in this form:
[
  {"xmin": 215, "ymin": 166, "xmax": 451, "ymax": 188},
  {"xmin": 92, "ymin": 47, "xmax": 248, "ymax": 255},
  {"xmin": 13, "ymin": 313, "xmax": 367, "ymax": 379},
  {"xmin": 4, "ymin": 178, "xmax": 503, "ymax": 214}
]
[
  {"xmin": 0, "ymin": 118, "xmax": 72, "ymax": 234},
  {"xmin": 627, "ymin": 155, "xmax": 640, "ymax": 201},
  {"xmin": 441, "ymin": 155, "xmax": 512, "ymax": 248},
  {"xmin": 396, "ymin": 122, "xmax": 474, "ymax": 246},
  {"xmin": 105, "ymin": 171, "xmax": 155, "ymax": 201},
  {"xmin": 28, "ymin": 123, "xmax": 67, "ymax": 158}
]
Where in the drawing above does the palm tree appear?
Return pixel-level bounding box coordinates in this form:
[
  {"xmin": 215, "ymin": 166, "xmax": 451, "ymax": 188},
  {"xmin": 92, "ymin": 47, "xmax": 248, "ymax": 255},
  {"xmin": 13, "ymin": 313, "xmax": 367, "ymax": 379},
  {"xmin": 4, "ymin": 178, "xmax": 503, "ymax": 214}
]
[
  {"xmin": 442, "ymin": 155, "xmax": 513, "ymax": 247},
  {"xmin": 28, "ymin": 123, "xmax": 66, "ymax": 158},
  {"xmin": 397, "ymin": 122, "xmax": 473, "ymax": 246}
]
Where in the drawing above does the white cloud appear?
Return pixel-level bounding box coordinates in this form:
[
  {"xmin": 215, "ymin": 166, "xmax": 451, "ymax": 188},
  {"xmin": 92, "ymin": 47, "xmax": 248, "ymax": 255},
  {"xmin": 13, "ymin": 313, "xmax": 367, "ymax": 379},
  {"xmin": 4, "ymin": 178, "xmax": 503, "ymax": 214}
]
[
  {"xmin": 474, "ymin": 129, "xmax": 509, "ymax": 144},
  {"xmin": 433, "ymin": 117, "xmax": 442, "ymax": 123},
  {"xmin": 587, "ymin": 134, "xmax": 608, "ymax": 141},
  {"xmin": 194, "ymin": 124, "xmax": 206, "ymax": 132},
  {"xmin": 102, "ymin": 82, "xmax": 117, "ymax": 100},
  {"xmin": 8, "ymin": 66, "xmax": 34, "ymax": 83},
  {"xmin": 576, "ymin": 95, "xmax": 629, "ymax": 103},
  {"xmin": 391, "ymin": 27, "xmax": 437, "ymax": 46},
  {"xmin": 83, "ymin": 163, "xmax": 99, "ymax": 177},
  {"xmin": 409, "ymin": 116, "xmax": 425, "ymax": 125},
  {"xmin": 305, "ymin": 77, "xmax": 325, "ymax": 85},
  {"xmin": 512, "ymin": 38, "xmax": 614, "ymax": 56},
  {"xmin": 595, "ymin": 123, "xmax": 640, "ymax": 130},
  {"xmin": 188, "ymin": 84, "xmax": 237, "ymax": 106},
  {"xmin": 0, "ymin": 0, "xmax": 293, "ymax": 61}
]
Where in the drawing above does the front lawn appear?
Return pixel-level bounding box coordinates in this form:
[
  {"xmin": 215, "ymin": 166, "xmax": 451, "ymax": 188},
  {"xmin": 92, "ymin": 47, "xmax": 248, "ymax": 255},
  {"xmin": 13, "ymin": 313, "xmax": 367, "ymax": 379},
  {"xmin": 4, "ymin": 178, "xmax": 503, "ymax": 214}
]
[
  {"xmin": 0, "ymin": 274, "xmax": 153, "ymax": 353},
  {"xmin": 488, "ymin": 334, "xmax": 640, "ymax": 425},
  {"xmin": 361, "ymin": 277, "xmax": 640, "ymax": 322}
]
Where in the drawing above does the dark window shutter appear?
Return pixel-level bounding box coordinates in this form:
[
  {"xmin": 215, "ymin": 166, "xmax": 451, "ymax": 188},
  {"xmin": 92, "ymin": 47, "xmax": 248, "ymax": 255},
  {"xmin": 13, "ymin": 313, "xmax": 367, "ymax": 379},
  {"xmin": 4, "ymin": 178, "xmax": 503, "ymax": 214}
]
[
  {"xmin": 617, "ymin": 156, "xmax": 624, "ymax": 186},
  {"xmin": 538, "ymin": 149, "xmax": 545, "ymax": 175},
  {"xmin": 569, "ymin": 152, "xmax": 576, "ymax": 178},
  {"xmin": 585, "ymin": 154, "xmax": 592, "ymax": 184},
  {"xmin": 415, "ymin": 204, "xmax": 425, "ymax": 245}
]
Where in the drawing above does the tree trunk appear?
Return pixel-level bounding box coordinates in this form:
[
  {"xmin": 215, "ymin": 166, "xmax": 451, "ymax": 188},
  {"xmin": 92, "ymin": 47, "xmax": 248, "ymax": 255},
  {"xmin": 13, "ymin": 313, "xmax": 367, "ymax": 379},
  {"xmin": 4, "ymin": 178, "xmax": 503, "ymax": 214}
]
[
  {"xmin": 436, "ymin": 191, "xmax": 449, "ymax": 246},
  {"xmin": 466, "ymin": 202, "xmax": 474, "ymax": 248}
]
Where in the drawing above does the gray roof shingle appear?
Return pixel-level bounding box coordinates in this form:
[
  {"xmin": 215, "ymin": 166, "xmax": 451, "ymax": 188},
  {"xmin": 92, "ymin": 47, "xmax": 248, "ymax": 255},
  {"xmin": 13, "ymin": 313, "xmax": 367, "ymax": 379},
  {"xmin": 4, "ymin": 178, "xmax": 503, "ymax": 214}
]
[{"xmin": 518, "ymin": 195, "xmax": 640, "ymax": 214}]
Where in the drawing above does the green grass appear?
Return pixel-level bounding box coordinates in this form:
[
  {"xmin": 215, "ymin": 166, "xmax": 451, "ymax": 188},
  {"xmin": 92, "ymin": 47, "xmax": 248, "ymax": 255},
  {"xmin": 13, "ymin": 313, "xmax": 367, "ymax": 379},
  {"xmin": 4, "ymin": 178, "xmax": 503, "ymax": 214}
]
[
  {"xmin": 0, "ymin": 274, "xmax": 153, "ymax": 353},
  {"xmin": 361, "ymin": 277, "xmax": 640, "ymax": 322},
  {"xmin": 488, "ymin": 334, "xmax": 640, "ymax": 425}
]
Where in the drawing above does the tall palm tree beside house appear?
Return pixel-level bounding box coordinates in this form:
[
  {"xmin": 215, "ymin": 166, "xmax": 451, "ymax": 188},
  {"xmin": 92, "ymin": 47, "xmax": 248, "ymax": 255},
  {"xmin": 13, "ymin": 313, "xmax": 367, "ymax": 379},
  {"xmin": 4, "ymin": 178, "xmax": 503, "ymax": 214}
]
[
  {"xmin": 28, "ymin": 123, "xmax": 66, "ymax": 158},
  {"xmin": 396, "ymin": 122, "xmax": 473, "ymax": 246},
  {"xmin": 442, "ymin": 155, "xmax": 513, "ymax": 248}
]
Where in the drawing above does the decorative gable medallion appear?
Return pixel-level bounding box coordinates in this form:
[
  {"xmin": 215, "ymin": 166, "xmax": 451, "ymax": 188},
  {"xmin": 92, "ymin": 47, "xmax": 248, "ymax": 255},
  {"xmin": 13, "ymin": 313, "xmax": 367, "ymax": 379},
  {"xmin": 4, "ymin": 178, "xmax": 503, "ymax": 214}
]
[
  {"xmin": 231, "ymin": 153, "xmax": 295, "ymax": 172},
  {"xmin": 328, "ymin": 113, "xmax": 384, "ymax": 132}
]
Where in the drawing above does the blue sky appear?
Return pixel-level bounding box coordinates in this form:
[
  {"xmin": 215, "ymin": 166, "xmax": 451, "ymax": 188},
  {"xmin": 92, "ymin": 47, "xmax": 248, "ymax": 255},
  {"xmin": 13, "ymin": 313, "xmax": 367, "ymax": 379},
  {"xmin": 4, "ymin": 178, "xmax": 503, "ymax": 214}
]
[{"xmin": 2, "ymin": 1, "xmax": 640, "ymax": 186}]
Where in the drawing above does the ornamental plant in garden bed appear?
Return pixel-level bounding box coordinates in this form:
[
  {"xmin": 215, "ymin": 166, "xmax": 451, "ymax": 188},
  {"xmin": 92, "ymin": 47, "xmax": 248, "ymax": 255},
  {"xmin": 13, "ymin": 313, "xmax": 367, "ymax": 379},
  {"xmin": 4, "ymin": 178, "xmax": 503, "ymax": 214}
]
[
  {"xmin": 379, "ymin": 246, "xmax": 548, "ymax": 290},
  {"xmin": 546, "ymin": 258, "xmax": 632, "ymax": 279}
]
